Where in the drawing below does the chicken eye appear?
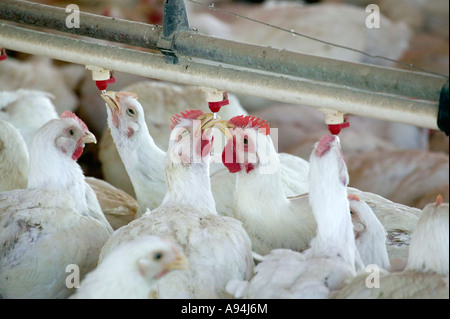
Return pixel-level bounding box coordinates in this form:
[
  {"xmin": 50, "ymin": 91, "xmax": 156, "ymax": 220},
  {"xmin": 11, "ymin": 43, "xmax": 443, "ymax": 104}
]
[
  {"xmin": 126, "ymin": 108, "xmax": 136, "ymax": 116},
  {"xmin": 350, "ymin": 210, "xmax": 354, "ymax": 215},
  {"xmin": 68, "ymin": 129, "xmax": 75, "ymax": 136},
  {"xmin": 154, "ymin": 252, "xmax": 163, "ymax": 260},
  {"xmin": 243, "ymin": 138, "xmax": 248, "ymax": 145}
]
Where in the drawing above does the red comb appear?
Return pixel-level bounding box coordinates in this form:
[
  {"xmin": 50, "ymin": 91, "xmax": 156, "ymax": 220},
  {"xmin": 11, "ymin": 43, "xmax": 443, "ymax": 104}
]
[
  {"xmin": 228, "ymin": 115, "xmax": 270, "ymax": 135},
  {"xmin": 60, "ymin": 111, "xmax": 88, "ymax": 131},
  {"xmin": 169, "ymin": 109, "xmax": 205, "ymax": 130}
]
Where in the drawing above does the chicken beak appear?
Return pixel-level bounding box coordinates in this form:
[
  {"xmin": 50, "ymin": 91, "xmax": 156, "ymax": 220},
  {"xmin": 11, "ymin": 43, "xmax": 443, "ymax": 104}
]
[
  {"xmin": 101, "ymin": 91, "xmax": 121, "ymax": 115},
  {"xmin": 198, "ymin": 113, "xmax": 233, "ymax": 138},
  {"xmin": 199, "ymin": 113, "xmax": 218, "ymax": 130},
  {"xmin": 191, "ymin": 113, "xmax": 217, "ymax": 138},
  {"xmin": 214, "ymin": 121, "xmax": 234, "ymax": 139},
  {"xmin": 81, "ymin": 131, "xmax": 97, "ymax": 144}
]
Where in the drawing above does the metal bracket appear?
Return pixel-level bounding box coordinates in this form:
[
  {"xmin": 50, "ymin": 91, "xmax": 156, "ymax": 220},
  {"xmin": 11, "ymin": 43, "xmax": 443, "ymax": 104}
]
[
  {"xmin": 438, "ymin": 80, "xmax": 449, "ymax": 136},
  {"xmin": 156, "ymin": 0, "xmax": 190, "ymax": 64}
]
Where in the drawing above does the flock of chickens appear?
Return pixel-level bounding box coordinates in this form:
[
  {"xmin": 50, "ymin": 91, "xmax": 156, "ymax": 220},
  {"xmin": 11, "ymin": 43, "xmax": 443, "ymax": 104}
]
[{"xmin": 0, "ymin": 0, "xmax": 449, "ymax": 299}]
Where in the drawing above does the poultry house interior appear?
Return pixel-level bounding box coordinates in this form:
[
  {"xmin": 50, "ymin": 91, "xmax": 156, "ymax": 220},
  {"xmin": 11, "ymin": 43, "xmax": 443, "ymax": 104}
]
[{"xmin": 0, "ymin": 0, "xmax": 448, "ymax": 304}]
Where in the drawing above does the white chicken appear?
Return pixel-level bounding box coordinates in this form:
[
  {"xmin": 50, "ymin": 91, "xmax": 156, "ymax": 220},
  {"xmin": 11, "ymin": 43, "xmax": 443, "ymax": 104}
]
[
  {"xmin": 0, "ymin": 112, "xmax": 113, "ymax": 299},
  {"xmin": 100, "ymin": 91, "xmax": 167, "ymax": 216},
  {"xmin": 69, "ymin": 235, "xmax": 189, "ymax": 299},
  {"xmin": 0, "ymin": 119, "xmax": 29, "ymax": 191},
  {"xmin": 0, "ymin": 89, "xmax": 58, "ymax": 145},
  {"xmin": 334, "ymin": 195, "xmax": 449, "ymax": 299},
  {"xmin": 98, "ymin": 109, "xmax": 254, "ymax": 299},
  {"xmin": 220, "ymin": 114, "xmax": 313, "ymax": 255},
  {"xmin": 226, "ymin": 134, "xmax": 361, "ymax": 298}
]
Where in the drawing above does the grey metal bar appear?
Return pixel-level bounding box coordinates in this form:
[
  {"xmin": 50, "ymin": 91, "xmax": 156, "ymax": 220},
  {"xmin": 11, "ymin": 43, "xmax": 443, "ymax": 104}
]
[
  {"xmin": 0, "ymin": 0, "xmax": 162, "ymax": 50},
  {"xmin": 0, "ymin": 0, "xmax": 447, "ymax": 102},
  {"xmin": 173, "ymin": 31, "xmax": 447, "ymax": 102},
  {"xmin": 0, "ymin": 23, "xmax": 439, "ymax": 130}
]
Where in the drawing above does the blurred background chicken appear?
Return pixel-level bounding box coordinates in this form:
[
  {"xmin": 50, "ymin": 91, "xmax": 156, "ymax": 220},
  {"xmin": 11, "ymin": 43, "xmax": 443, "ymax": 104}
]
[
  {"xmin": 347, "ymin": 149, "xmax": 449, "ymax": 209},
  {"xmin": 0, "ymin": 89, "xmax": 58, "ymax": 145},
  {"xmin": 0, "ymin": 56, "xmax": 83, "ymax": 114},
  {"xmin": 0, "ymin": 119, "xmax": 29, "ymax": 192}
]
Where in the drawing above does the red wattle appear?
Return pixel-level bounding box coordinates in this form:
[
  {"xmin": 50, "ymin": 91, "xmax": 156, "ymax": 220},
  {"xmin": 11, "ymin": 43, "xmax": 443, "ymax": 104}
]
[
  {"xmin": 222, "ymin": 138, "xmax": 242, "ymax": 173},
  {"xmin": 245, "ymin": 163, "xmax": 255, "ymax": 173},
  {"xmin": 72, "ymin": 145, "xmax": 84, "ymax": 160},
  {"xmin": 200, "ymin": 136, "xmax": 214, "ymax": 158}
]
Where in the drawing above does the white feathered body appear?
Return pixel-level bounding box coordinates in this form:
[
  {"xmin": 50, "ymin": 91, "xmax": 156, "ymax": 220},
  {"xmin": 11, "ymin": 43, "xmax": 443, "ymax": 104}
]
[
  {"xmin": 0, "ymin": 189, "xmax": 111, "ymax": 299},
  {"xmin": 0, "ymin": 119, "xmax": 29, "ymax": 191},
  {"xmin": 100, "ymin": 204, "xmax": 254, "ymax": 298}
]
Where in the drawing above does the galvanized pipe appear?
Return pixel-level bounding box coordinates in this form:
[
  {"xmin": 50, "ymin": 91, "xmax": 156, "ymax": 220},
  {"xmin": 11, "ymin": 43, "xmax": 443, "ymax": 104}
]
[
  {"xmin": 0, "ymin": 0, "xmax": 447, "ymax": 102},
  {"xmin": 0, "ymin": 0, "xmax": 163, "ymax": 50},
  {"xmin": 0, "ymin": 23, "xmax": 439, "ymax": 130},
  {"xmin": 173, "ymin": 31, "xmax": 447, "ymax": 102}
]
